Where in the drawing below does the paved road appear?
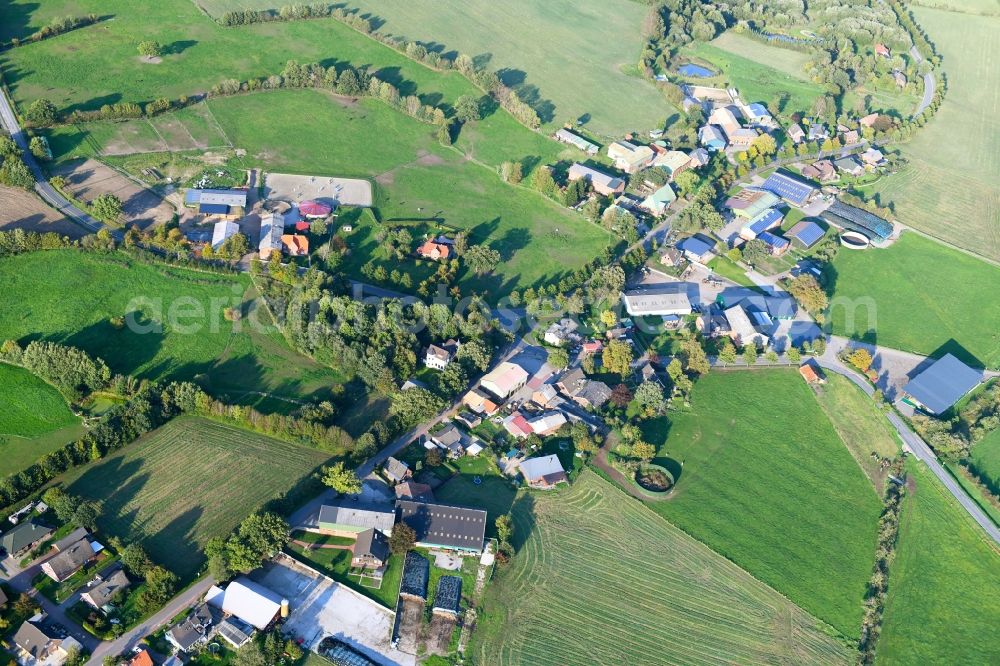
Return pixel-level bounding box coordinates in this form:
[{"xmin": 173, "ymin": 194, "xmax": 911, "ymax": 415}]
[
  {"xmin": 86, "ymin": 576, "xmax": 216, "ymax": 665},
  {"xmin": 909, "ymin": 45, "xmax": 937, "ymax": 116},
  {"xmin": 0, "ymin": 86, "xmax": 103, "ymax": 233}
]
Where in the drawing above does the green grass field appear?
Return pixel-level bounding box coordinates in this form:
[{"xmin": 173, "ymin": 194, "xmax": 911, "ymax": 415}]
[
  {"xmin": 285, "ymin": 545, "xmax": 403, "ymax": 609},
  {"xmin": 64, "ymin": 416, "xmax": 332, "ymax": 580},
  {"xmin": 828, "ymin": 232, "xmax": 1000, "ymax": 367},
  {"xmin": 680, "ymin": 38, "xmax": 827, "ymax": 116},
  {"xmin": 877, "ymin": 462, "xmax": 1000, "ymax": 663},
  {"xmin": 0, "ymin": 250, "xmax": 349, "ymax": 405},
  {"xmin": 0, "ymin": 363, "xmax": 86, "ymax": 478},
  {"xmin": 641, "ymin": 369, "xmax": 882, "ymax": 636},
  {"xmin": 471, "ymin": 471, "xmax": 853, "ymax": 665},
  {"xmin": 191, "ymin": 0, "xmax": 668, "ymax": 136},
  {"xmin": 866, "ymin": 8, "xmax": 1000, "ymax": 261},
  {"xmin": 970, "ymin": 427, "xmax": 1000, "ymax": 492}
]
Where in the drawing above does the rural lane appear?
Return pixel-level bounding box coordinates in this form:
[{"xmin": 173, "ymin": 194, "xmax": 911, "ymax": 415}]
[
  {"xmin": 85, "ymin": 575, "xmax": 216, "ymax": 666},
  {"xmin": 0, "ymin": 86, "xmax": 103, "ymax": 233},
  {"xmin": 909, "ymin": 45, "xmax": 936, "ymax": 116}
]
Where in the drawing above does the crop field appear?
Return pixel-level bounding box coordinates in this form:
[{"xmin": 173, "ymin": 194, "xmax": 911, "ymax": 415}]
[
  {"xmin": 829, "ymin": 232, "xmax": 1000, "ymax": 367},
  {"xmin": 64, "ymin": 416, "xmax": 332, "ymax": 580},
  {"xmin": 471, "ymin": 471, "xmax": 853, "ymax": 665},
  {"xmin": 877, "ymin": 462, "xmax": 1000, "ymax": 663},
  {"xmin": 193, "ymin": 0, "xmax": 667, "ymax": 136},
  {"xmin": 0, "ymin": 185, "xmax": 85, "ymax": 238},
  {"xmin": 810, "ymin": 374, "xmax": 901, "ymax": 494},
  {"xmin": 0, "ymin": 363, "xmax": 85, "ymax": 478},
  {"xmin": 0, "ymin": 250, "xmax": 349, "ymax": 404},
  {"xmin": 641, "ymin": 369, "xmax": 881, "ymax": 636},
  {"xmin": 203, "ymin": 90, "xmax": 611, "ymax": 294},
  {"xmin": 681, "ymin": 39, "xmax": 826, "ymax": 116},
  {"xmin": 866, "ymin": 8, "xmax": 1000, "ymax": 261}
]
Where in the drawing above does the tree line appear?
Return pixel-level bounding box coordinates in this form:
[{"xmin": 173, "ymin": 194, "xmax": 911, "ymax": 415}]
[{"xmin": 1, "ymin": 14, "xmax": 99, "ymax": 51}]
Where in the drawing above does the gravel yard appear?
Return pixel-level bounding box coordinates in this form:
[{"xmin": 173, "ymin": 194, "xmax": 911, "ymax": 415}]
[{"xmin": 264, "ymin": 172, "xmax": 373, "ymax": 207}]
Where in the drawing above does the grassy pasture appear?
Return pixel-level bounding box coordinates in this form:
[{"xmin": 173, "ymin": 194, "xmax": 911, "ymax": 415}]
[
  {"xmin": 0, "ymin": 250, "xmax": 349, "ymax": 405},
  {"xmin": 909, "ymin": 0, "xmax": 1000, "ymax": 15},
  {"xmin": 191, "ymin": 0, "xmax": 668, "ymax": 136},
  {"xmin": 65, "ymin": 416, "xmax": 332, "ymax": 580},
  {"xmin": 877, "ymin": 462, "xmax": 1000, "ymax": 663},
  {"xmin": 471, "ymin": 471, "xmax": 853, "ymax": 665},
  {"xmin": 970, "ymin": 427, "xmax": 1000, "ymax": 493},
  {"xmin": 641, "ymin": 369, "xmax": 881, "ymax": 636},
  {"xmin": 0, "ymin": 363, "xmax": 86, "ymax": 478},
  {"xmin": 706, "ymin": 31, "xmax": 812, "ymax": 80},
  {"xmin": 828, "ymin": 232, "xmax": 1000, "ymax": 367},
  {"xmin": 680, "ymin": 39, "xmax": 826, "ymax": 115},
  {"xmin": 865, "ymin": 8, "xmax": 1000, "ymax": 261}
]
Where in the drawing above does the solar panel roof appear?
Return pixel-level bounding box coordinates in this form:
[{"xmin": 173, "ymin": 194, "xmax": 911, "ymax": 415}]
[
  {"xmin": 758, "ymin": 231, "xmax": 789, "ymax": 249},
  {"xmin": 822, "ymin": 201, "xmax": 892, "ymax": 240},
  {"xmin": 744, "ymin": 208, "xmax": 784, "ymax": 235},
  {"xmin": 760, "ymin": 172, "xmax": 815, "ymax": 206},
  {"xmin": 198, "ymin": 203, "xmax": 230, "ymax": 215}
]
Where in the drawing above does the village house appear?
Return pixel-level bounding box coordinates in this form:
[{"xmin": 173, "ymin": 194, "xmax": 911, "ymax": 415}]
[
  {"xmin": 893, "ymin": 70, "xmax": 908, "ymax": 87},
  {"xmin": 395, "ymin": 501, "xmax": 487, "ymax": 554},
  {"xmin": 640, "ymin": 184, "xmax": 677, "ymax": 217},
  {"xmin": 395, "ymin": 481, "xmax": 434, "ymax": 502},
  {"xmin": 430, "ymin": 422, "xmax": 469, "ymax": 458},
  {"xmin": 258, "ymin": 212, "xmax": 285, "ymax": 259},
  {"xmin": 127, "ymin": 650, "xmax": 154, "ymax": 666},
  {"xmin": 722, "ymin": 303, "xmax": 772, "ymax": 347},
  {"xmin": 480, "ymin": 361, "xmax": 529, "ymax": 400},
  {"xmin": 13, "ymin": 617, "xmax": 82, "ymax": 666},
  {"xmin": 351, "ymin": 528, "xmax": 390, "ymax": 570},
  {"xmin": 383, "ymin": 456, "xmax": 412, "ymax": 484},
  {"xmin": 424, "ymin": 339, "xmax": 459, "ymax": 370},
  {"xmin": 741, "ymin": 102, "xmax": 777, "ymax": 129},
  {"xmin": 416, "ymin": 239, "xmax": 451, "ymax": 261},
  {"xmin": 519, "ymin": 454, "xmax": 568, "ymax": 489},
  {"xmin": 462, "ymin": 388, "xmax": 499, "ymax": 415},
  {"xmin": 799, "ymin": 361, "xmax": 826, "ymax": 384},
  {"xmin": 280, "ymin": 234, "xmax": 309, "ymax": 256},
  {"xmin": 786, "ymin": 123, "xmax": 806, "ymax": 144},
  {"xmin": 502, "ymin": 411, "xmax": 534, "ymax": 439},
  {"xmin": 659, "ymin": 246, "xmax": 682, "ymax": 267},
  {"xmin": 859, "ymin": 113, "xmax": 880, "ymax": 128},
  {"xmin": 40, "ymin": 538, "xmax": 95, "ymax": 583},
  {"xmin": 526, "ymin": 411, "xmax": 568, "ymax": 436},
  {"xmin": 698, "ymin": 125, "xmax": 727, "ymax": 151},
  {"xmin": 1, "ymin": 521, "xmax": 53, "ymax": 558},
  {"xmin": 756, "ymin": 231, "xmax": 790, "ymax": 255},
  {"xmin": 166, "ymin": 603, "xmax": 220, "ymax": 653},
  {"xmin": 567, "ymin": 163, "xmax": 625, "ymax": 196},
  {"xmin": 874, "ymin": 43, "xmax": 891, "ymax": 58},
  {"xmin": 531, "ymin": 384, "xmax": 560, "ymax": 409},
  {"xmin": 801, "ymin": 159, "xmax": 838, "ymax": 183},
  {"xmin": 317, "ymin": 502, "xmax": 395, "ymax": 536},
  {"xmin": 454, "ymin": 411, "xmax": 482, "ymax": 429},
  {"xmin": 607, "ymin": 141, "xmax": 655, "ymax": 173},
  {"xmin": 557, "ymin": 368, "xmax": 613, "ymax": 410},
  {"xmin": 652, "ymin": 149, "xmax": 691, "ymax": 180},
  {"xmin": 554, "ymin": 128, "xmax": 599, "ymax": 155},
  {"xmin": 834, "ymin": 155, "xmax": 865, "ymax": 177},
  {"xmin": 808, "ymin": 124, "xmax": 828, "ymax": 142},
  {"xmin": 80, "ymin": 569, "xmax": 131, "ymax": 612},
  {"xmin": 860, "ymin": 147, "xmax": 886, "ymax": 168},
  {"xmin": 581, "ymin": 340, "xmax": 604, "ymax": 355},
  {"xmin": 687, "ymin": 147, "xmax": 711, "ymax": 167},
  {"xmin": 841, "ymin": 129, "xmax": 860, "ymax": 145}
]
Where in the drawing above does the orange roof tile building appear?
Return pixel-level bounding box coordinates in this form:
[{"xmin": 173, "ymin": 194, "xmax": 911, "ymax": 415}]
[
  {"xmin": 281, "ymin": 234, "xmax": 309, "ymax": 256},
  {"xmin": 417, "ymin": 240, "xmax": 450, "ymax": 260}
]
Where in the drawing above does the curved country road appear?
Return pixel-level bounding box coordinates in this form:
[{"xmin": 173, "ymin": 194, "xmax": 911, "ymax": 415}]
[{"xmin": 909, "ymin": 45, "xmax": 936, "ymax": 116}]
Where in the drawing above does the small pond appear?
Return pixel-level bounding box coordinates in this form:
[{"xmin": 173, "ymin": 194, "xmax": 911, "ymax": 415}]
[
  {"xmin": 678, "ymin": 63, "xmax": 715, "ymax": 78},
  {"xmin": 635, "ymin": 463, "xmax": 675, "ymax": 494}
]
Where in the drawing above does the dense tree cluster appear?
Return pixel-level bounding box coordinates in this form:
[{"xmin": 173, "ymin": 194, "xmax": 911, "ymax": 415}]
[
  {"xmin": 0, "ymin": 135, "xmax": 33, "ymax": 190},
  {"xmin": 0, "ymin": 229, "xmax": 74, "ymax": 257},
  {"xmin": 639, "ymin": 0, "xmax": 727, "ymax": 75},
  {"xmin": 206, "ymin": 512, "xmax": 290, "ymax": 581},
  {"xmin": 0, "ymin": 339, "xmax": 111, "ymax": 398}
]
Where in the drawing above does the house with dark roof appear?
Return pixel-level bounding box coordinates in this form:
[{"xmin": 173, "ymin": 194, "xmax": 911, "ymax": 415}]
[
  {"xmin": 40, "ymin": 538, "xmax": 95, "ymax": 582},
  {"xmin": 351, "ymin": 528, "xmax": 390, "ymax": 570},
  {"xmin": 383, "ymin": 456, "xmax": 412, "ymax": 484},
  {"xmin": 519, "ymin": 455, "xmax": 568, "ymax": 489},
  {"xmin": 50, "ymin": 528, "xmax": 89, "ymax": 554},
  {"xmin": 430, "ymin": 422, "xmax": 469, "ymax": 458},
  {"xmin": 13, "ymin": 619, "xmax": 82, "ymax": 666},
  {"xmin": 786, "ymin": 220, "xmax": 826, "ymax": 249},
  {"xmin": 317, "ymin": 502, "xmax": 395, "ymax": 536},
  {"xmin": 166, "ymin": 604, "xmax": 220, "ymax": 653},
  {"xmin": 396, "ymin": 501, "xmax": 487, "ymax": 553},
  {"xmin": 184, "ymin": 189, "xmax": 247, "ymax": 219},
  {"xmin": 394, "ymin": 481, "xmax": 435, "ymax": 502},
  {"xmin": 902, "ymin": 354, "xmax": 983, "ymax": 415},
  {"xmin": 1, "ymin": 521, "xmax": 53, "ymax": 557},
  {"xmin": 80, "ymin": 569, "xmax": 130, "ymax": 611}
]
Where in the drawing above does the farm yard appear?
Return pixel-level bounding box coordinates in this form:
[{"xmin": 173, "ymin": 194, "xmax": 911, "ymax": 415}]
[
  {"xmin": 829, "ymin": 232, "xmax": 1000, "ymax": 367},
  {"xmin": 0, "ymin": 363, "xmax": 85, "ymax": 479},
  {"xmin": 866, "ymin": 7, "xmax": 1000, "ymax": 261},
  {"xmin": 471, "ymin": 471, "xmax": 854, "ymax": 665},
  {"xmin": 877, "ymin": 462, "xmax": 1000, "ymax": 663},
  {"xmin": 0, "ymin": 250, "xmax": 351, "ymax": 407},
  {"xmin": 642, "ymin": 369, "xmax": 882, "ymax": 637},
  {"xmin": 64, "ymin": 416, "xmax": 333, "ymax": 580},
  {"xmin": 192, "ymin": 0, "xmax": 668, "ymax": 136},
  {"xmin": 0, "ymin": 185, "xmax": 85, "ymax": 238}
]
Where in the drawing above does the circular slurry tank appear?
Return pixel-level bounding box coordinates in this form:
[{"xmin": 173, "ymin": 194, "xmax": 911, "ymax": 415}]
[{"xmin": 840, "ymin": 231, "xmax": 871, "ymax": 249}]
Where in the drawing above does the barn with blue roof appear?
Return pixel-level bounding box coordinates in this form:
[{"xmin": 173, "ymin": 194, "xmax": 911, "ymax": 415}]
[
  {"xmin": 760, "ymin": 172, "xmax": 816, "ymax": 207},
  {"xmin": 902, "ymin": 354, "xmax": 983, "ymax": 415},
  {"xmin": 757, "ymin": 231, "xmax": 790, "ymax": 255},
  {"xmin": 820, "ymin": 200, "xmax": 893, "ymax": 241},
  {"xmin": 785, "ymin": 220, "xmax": 826, "ymax": 248},
  {"xmin": 677, "ymin": 234, "xmax": 716, "ymax": 263},
  {"xmin": 740, "ymin": 208, "xmax": 784, "ymax": 240}
]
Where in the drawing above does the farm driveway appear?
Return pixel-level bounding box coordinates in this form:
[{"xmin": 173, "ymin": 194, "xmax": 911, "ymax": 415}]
[{"xmin": 54, "ymin": 159, "xmax": 174, "ymax": 230}]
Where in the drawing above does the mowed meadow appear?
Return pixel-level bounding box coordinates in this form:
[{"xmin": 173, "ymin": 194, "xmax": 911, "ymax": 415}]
[
  {"xmin": 471, "ymin": 471, "xmax": 854, "ymax": 666},
  {"xmin": 866, "ymin": 7, "xmax": 1000, "ymax": 261},
  {"xmin": 65, "ymin": 416, "xmax": 333, "ymax": 581},
  {"xmin": 0, "ymin": 363, "xmax": 86, "ymax": 478},
  {"xmin": 192, "ymin": 0, "xmax": 668, "ymax": 136},
  {"xmin": 0, "ymin": 250, "xmax": 349, "ymax": 406},
  {"xmin": 829, "ymin": 232, "xmax": 1000, "ymax": 367},
  {"xmin": 642, "ymin": 369, "xmax": 882, "ymax": 637},
  {"xmin": 877, "ymin": 463, "xmax": 1000, "ymax": 663}
]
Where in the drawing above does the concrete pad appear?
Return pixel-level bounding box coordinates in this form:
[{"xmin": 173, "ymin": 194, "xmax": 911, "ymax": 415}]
[
  {"xmin": 264, "ymin": 173, "xmax": 373, "ymax": 208},
  {"xmin": 255, "ymin": 554, "xmax": 414, "ymax": 666}
]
